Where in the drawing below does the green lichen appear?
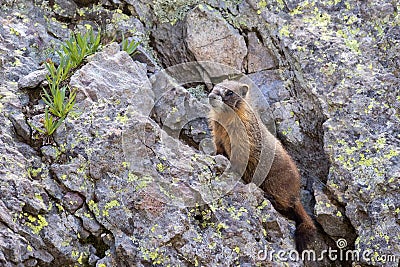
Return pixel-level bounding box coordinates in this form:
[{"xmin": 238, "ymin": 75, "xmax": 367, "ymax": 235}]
[
  {"xmin": 156, "ymin": 163, "xmax": 165, "ymax": 172},
  {"xmin": 27, "ymin": 167, "xmax": 42, "ymax": 178},
  {"xmin": 216, "ymin": 222, "xmax": 229, "ymax": 236},
  {"xmin": 127, "ymin": 172, "xmax": 138, "ymax": 182},
  {"xmin": 135, "ymin": 175, "xmax": 153, "ymax": 190},
  {"xmin": 25, "ymin": 214, "xmax": 48, "ymax": 234},
  {"xmin": 150, "ymin": 224, "xmax": 158, "ymax": 233},
  {"xmin": 9, "ymin": 27, "xmax": 20, "ymax": 36},
  {"xmin": 122, "ymin": 161, "xmax": 130, "ymax": 168},
  {"xmin": 227, "ymin": 206, "xmax": 248, "ymax": 220},
  {"xmin": 208, "ymin": 242, "xmax": 217, "ymax": 249},
  {"xmin": 116, "ymin": 113, "xmax": 129, "ymax": 124},
  {"xmin": 88, "ymin": 200, "xmax": 100, "ymax": 217},
  {"xmin": 141, "ymin": 247, "xmax": 167, "ymax": 265},
  {"xmin": 279, "ymin": 25, "xmax": 290, "ymax": 37},
  {"xmin": 193, "ymin": 233, "xmax": 203, "ymax": 242},
  {"xmin": 102, "ymin": 200, "xmax": 120, "ymax": 216},
  {"xmin": 153, "ymin": 0, "xmax": 200, "ymax": 25}
]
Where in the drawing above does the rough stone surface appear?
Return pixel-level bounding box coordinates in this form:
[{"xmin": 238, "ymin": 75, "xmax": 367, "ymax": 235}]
[
  {"xmin": 151, "ymin": 83, "xmax": 210, "ymax": 148},
  {"xmin": 151, "ymin": 21, "xmax": 196, "ymax": 67},
  {"xmin": 185, "ymin": 5, "xmax": 247, "ymax": 71},
  {"xmin": 1, "ymin": 0, "xmax": 399, "ymax": 266},
  {"xmin": 54, "ymin": 0, "xmax": 78, "ymax": 19},
  {"xmin": 17, "ymin": 69, "xmax": 48, "ymax": 90},
  {"xmin": 246, "ymin": 32, "xmax": 278, "ymax": 73}
]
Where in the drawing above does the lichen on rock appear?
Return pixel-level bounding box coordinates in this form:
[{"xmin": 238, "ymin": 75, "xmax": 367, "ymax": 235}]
[{"xmin": 0, "ymin": 0, "xmax": 399, "ymax": 266}]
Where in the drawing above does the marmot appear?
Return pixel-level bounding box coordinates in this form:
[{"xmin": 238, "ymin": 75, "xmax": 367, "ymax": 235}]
[{"xmin": 208, "ymin": 80, "xmax": 316, "ymax": 252}]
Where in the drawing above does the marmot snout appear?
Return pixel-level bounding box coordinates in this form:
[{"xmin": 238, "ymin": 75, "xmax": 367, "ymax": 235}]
[{"xmin": 209, "ymin": 81, "xmax": 248, "ymax": 111}]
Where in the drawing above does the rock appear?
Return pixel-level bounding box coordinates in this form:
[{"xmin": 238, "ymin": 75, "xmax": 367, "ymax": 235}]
[
  {"xmin": 246, "ymin": 32, "xmax": 278, "ymax": 73},
  {"xmin": 151, "ymin": 84, "xmax": 210, "ymax": 147},
  {"xmin": 75, "ymin": 205, "xmax": 102, "ymax": 236},
  {"xmin": 131, "ymin": 45, "xmax": 161, "ymax": 74},
  {"xmin": 185, "ymin": 5, "xmax": 247, "ymax": 71},
  {"xmin": 61, "ymin": 192, "xmax": 84, "ymax": 214},
  {"xmin": 151, "ymin": 21, "xmax": 196, "ymax": 67},
  {"xmin": 260, "ymin": 0, "xmax": 400, "ymax": 264},
  {"xmin": 54, "ymin": 0, "xmax": 78, "ymax": 19},
  {"xmin": 17, "ymin": 68, "xmax": 48, "ymax": 89},
  {"xmin": 69, "ymin": 42, "xmax": 154, "ymax": 114},
  {"xmin": 9, "ymin": 111, "xmax": 31, "ymax": 142},
  {"xmin": 0, "ymin": 200, "xmax": 18, "ymax": 233},
  {"xmin": 314, "ymin": 186, "xmax": 352, "ymax": 238},
  {"xmin": 248, "ymin": 70, "xmax": 289, "ymax": 105},
  {"xmin": 41, "ymin": 145, "xmax": 59, "ymax": 163},
  {"xmin": 72, "ymin": 0, "xmax": 98, "ymax": 6}
]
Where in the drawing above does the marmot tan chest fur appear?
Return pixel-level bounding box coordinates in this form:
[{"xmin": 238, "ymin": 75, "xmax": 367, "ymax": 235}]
[{"xmin": 208, "ymin": 80, "xmax": 316, "ymax": 252}]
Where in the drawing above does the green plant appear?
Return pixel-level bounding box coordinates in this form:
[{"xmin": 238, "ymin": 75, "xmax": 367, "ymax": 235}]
[
  {"xmin": 42, "ymin": 85, "xmax": 76, "ymax": 118},
  {"xmin": 30, "ymin": 108, "xmax": 65, "ymax": 136},
  {"xmin": 37, "ymin": 28, "xmax": 101, "ymax": 136},
  {"xmin": 45, "ymin": 57, "xmax": 71, "ymax": 91},
  {"xmin": 61, "ymin": 27, "xmax": 101, "ymax": 67},
  {"xmin": 43, "ymin": 58, "xmax": 77, "ymax": 119},
  {"xmin": 121, "ymin": 35, "xmax": 140, "ymax": 56}
]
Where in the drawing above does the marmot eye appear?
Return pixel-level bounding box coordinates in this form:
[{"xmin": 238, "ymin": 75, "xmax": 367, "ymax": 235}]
[{"xmin": 226, "ymin": 90, "xmax": 233, "ymax": 96}]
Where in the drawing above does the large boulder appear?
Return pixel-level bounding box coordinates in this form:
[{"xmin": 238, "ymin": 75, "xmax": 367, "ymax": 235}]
[{"xmin": 185, "ymin": 5, "xmax": 247, "ymax": 71}]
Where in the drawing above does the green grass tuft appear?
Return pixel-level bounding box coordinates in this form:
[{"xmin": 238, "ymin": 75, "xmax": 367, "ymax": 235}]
[
  {"xmin": 38, "ymin": 28, "xmax": 101, "ymax": 136},
  {"xmin": 121, "ymin": 35, "xmax": 140, "ymax": 56}
]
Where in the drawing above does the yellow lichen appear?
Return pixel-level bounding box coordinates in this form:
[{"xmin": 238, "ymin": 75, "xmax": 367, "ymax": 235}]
[{"xmin": 102, "ymin": 200, "xmax": 120, "ymax": 216}]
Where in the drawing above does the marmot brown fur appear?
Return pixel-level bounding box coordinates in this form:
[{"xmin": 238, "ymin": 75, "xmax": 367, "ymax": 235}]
[{"xmin": 208, "ymin": 80, "xmax": 316, "ymax": 252}]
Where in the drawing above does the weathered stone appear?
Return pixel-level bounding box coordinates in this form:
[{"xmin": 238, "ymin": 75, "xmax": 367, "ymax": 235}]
[
  {"xmin": 72, "ymin": 0, "xmax": 98, "ymax": 6},
  {"xmin": 246, "ymin": 32, "xmax": 277, "ymax": 73},
  {"xmin": 185, "ymin": 5, "xmax": 247, "ymax": 71},
  {"xmin": 54, "ymin": 0, "xmax": 78, "ymax": 19},
  {"xmin": 9, "ymin": 111, "xmax": 31, "ymax": 142},
  {"xmin": 314, "ymin": 187, "xmax": 352, "ymax": 238},
  {"xmin": 248, "ymin": 70, "xmax": 289, "ymax": 104},
  {"xmin": 151, "ymin": 21, "xmax": 196, "ymax": 67},
  {"xmin": 75, "ymin": 205, "xmax": 102, "ymax": 236},
  {"xmin": 62, "ymin": 192, "xmax": 84, "ymax": 214},
  {"xmin": 70, "ymin": 42, "xmax": 154, "ymax": 114},
  {"xmin": 131, "ymin": 45, "xmax": 161, "ymax": 74},
  {"xmin": 151, "ymin": 84, "xmax": 210, "ymax": 147},
  {"xmin": 41, "ymin": 145, "xmax": 59, "ymax": 163},
  {"xmin": 17, "ymin": 68, "xmax": 48, "ymax": 89}
]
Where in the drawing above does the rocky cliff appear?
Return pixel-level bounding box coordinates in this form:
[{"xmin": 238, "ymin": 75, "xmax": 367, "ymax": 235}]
[{"xmin": 0, "ymin": 0, "xmax": 399, "ymax": 266}]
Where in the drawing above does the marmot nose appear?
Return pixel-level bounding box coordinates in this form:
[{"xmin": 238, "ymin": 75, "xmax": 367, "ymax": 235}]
[
  {"xmin": 208, "ymin": 92, "xmax": 217, "ymax": 99},
  {"xmin": 208, "ymin": 90, "xmax": 221, "ymax": 99}
]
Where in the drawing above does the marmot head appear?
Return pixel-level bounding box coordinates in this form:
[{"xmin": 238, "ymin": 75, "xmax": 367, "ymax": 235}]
[{"xmin": 208, "ymin": 80, "xmax": 249, "ymax": 112}]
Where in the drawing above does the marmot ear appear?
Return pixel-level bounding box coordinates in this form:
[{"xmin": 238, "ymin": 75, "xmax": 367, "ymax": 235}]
[{"xmin": 239, "ymin": 84, "xmax": 249, "ymax": 97}]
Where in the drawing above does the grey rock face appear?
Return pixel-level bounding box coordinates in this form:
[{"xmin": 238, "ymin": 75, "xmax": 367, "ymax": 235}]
[
  {"xmin": 151, "ymin": 21, "xmax": 196, "ymax": 67},
  {"xmin": 246, "ymin": 32, "xmax": 277, "ymax": 73},
  {"xmin": 17, "ymin": 69, "xmax": 48, "ymax": 90},
  {"xmin": 185, "ymin": 5, "xmax": 247, "ymax": 71},
  {"xmin": 69, "ymin": 43, "xmax": 154, "ymax": 113},
  {"xmin": 1, "ymin": 0, "xmax": 399, "ymax": 266},
  {"xmin": 54, "ymin": 0, "xmax": 78, "ymax": 18}
]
